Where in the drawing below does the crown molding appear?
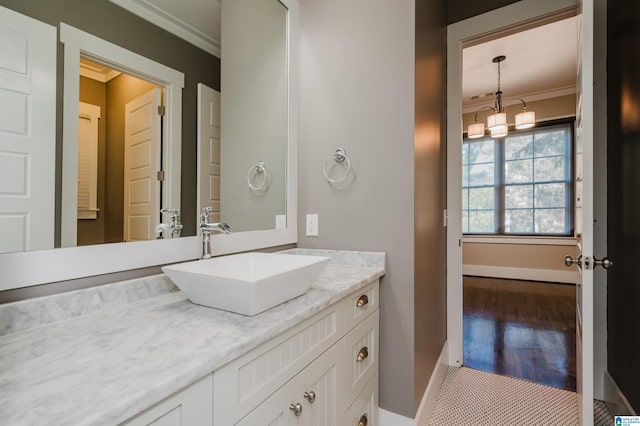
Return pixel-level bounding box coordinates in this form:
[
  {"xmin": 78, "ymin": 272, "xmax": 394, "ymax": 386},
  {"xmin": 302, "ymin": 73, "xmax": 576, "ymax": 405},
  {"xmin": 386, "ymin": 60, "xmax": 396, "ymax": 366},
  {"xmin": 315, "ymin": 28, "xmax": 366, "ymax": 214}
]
[
  {"xmin": 462, "ymin": 85, "xmax": 576, "ymax": 114},
  {"xmin": 109, "ymin": 0, "xmax": 221, "ymax": 57},
  {"xmin": 79, "ymin": 62, "xmax": 122, "ymax": 83}
]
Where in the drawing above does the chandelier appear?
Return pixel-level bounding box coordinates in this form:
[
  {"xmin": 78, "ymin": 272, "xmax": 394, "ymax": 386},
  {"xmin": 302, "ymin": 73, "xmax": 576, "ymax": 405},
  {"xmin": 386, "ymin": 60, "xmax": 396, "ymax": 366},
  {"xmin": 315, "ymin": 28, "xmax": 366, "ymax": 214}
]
[{"xmin": 467, "ymin": 55, "xmax": 536, "ymax": 139}]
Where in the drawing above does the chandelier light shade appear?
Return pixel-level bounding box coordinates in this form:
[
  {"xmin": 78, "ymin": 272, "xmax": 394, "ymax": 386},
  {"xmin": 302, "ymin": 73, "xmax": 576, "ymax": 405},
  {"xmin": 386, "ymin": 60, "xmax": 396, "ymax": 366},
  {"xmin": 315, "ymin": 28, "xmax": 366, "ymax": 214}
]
[
  {"xmin": 515, "ymin": 110, "xmax": 536, "ymax": 129},
  {"xmin": 490, "ymin": 125, "xmax": 508, "ymax": 138},
  {"xmin": 487, "ymin": 112, "xmax": 507, "ymax": 130},
  {"xmin": 468, "ymin": 122, "xmax": 486, "ymax": 139},
  {"xmin": 466, "ymin": 55, "xmax": 535, "ymax": 139}
]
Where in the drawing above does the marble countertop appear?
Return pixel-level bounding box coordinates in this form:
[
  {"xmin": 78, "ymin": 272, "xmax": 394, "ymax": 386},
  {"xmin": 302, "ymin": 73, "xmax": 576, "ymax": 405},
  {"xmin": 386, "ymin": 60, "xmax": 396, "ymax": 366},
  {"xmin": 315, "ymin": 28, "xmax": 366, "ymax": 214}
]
[{"xmin": 0, "ymin": 250, "xmax": 385, "ymax": 425}]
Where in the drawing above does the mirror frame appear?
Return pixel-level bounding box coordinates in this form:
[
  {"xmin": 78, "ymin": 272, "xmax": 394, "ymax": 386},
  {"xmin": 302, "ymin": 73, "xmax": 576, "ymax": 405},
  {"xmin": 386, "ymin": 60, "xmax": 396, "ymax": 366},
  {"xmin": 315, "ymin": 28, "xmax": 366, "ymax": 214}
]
[{"xmin": 0, "ymin": 0, "xmax": 298, "ymax": 291}]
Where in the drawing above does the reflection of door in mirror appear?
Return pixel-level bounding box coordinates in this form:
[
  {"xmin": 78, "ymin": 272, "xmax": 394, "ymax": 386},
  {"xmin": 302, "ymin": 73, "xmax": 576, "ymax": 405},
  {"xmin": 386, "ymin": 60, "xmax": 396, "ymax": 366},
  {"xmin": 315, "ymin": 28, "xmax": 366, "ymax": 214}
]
[
  {"xmin": 76, "ymin": 59, "xmax": 162, "ymax": 246},
  {"xmin": 198, "ymin": 83, "xmax": 222, "ymax": 224},
  {"xmin": 0, "ymin": 7, "xmax": 56, "ymax": 254}
]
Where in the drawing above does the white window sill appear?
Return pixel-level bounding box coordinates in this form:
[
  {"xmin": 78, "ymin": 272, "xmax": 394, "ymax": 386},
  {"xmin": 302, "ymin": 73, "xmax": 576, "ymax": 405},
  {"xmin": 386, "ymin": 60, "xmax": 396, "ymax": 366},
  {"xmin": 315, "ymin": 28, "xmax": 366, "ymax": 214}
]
[{"xmin": 462, "ymin": 235, "xmax": 577, "ymax": 246}]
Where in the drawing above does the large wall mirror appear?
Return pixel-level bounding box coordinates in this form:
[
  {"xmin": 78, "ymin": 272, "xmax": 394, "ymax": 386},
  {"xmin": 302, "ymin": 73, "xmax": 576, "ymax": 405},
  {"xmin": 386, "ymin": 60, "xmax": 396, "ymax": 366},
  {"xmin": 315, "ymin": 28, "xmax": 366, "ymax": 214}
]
[{"xmin": 0, "ymin": 0, "xmax": 298, "ymax": 290}]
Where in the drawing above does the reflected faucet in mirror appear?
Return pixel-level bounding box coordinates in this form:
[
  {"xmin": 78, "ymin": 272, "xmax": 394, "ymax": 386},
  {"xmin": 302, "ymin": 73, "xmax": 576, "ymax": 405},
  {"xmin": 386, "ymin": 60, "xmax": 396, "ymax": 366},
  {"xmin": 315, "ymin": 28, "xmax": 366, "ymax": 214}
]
[
  {"xmin": 200, "ymin": 207, "xmax": 231, "ymax": 259},
  {"xmin": 155, "ymin": 209, "xmax": 183, "ymax": 239}
]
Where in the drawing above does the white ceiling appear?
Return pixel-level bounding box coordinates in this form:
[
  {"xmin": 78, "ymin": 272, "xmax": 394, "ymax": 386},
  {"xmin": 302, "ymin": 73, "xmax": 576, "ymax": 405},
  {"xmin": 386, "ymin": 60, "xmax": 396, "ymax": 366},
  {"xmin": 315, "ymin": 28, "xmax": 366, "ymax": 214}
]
[
  {"xmin": 462, "ymin": 16, "xmax": 578, "ymax": 111},
  {"xmin": 109, "ymin": 0, "xmax": 221, "ymax": 56},
  {"xmin": 108, "ymin": 2, "xmax": 577, "ymax": 108}
]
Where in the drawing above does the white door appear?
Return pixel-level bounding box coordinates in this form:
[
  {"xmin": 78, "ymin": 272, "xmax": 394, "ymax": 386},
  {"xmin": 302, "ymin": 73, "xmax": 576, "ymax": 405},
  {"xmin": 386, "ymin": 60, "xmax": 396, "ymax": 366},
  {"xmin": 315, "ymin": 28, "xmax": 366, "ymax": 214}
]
[
  {"xmin": 197, "ymin": 83, "xmax": 221, "ymax": 222},
  {"xmin": 0, "ymin": 7, "xmax": 56, "ymax": 253},
  {"xmin": 123, "ymin": 88, "xmax": 161, "ymax": 242},
  {"xmin": 573, "ymin": 0, "xmax": 595, "ymax": 423}
]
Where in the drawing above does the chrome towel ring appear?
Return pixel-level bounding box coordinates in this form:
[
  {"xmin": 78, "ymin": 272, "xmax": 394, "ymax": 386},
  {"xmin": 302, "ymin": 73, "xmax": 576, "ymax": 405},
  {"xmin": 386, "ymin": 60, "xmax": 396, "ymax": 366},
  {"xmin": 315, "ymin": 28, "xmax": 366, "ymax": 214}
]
[
  {"xmin": 323, "ymin": 148, "xmax": 351, "ymax": 183},
  {"xmin": 247, "ymin": 161, "xmax": 268, "ymax": 190}
]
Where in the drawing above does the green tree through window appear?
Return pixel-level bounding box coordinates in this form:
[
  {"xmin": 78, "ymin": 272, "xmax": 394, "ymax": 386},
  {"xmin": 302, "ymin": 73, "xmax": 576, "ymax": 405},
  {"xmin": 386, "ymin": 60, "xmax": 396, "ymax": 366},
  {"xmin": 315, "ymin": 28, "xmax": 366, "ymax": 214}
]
[{"xmin": 462, "ymin": 121, "xmax": 574, "ymax": 236}]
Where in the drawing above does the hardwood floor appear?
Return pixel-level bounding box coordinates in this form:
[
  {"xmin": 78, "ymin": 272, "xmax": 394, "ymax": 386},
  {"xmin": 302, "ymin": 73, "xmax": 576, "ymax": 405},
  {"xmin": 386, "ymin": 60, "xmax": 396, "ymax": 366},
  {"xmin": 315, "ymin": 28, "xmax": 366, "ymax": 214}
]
[{"xmin": 463, "ymin": 276, "xmax": 577, "ymax": 391}]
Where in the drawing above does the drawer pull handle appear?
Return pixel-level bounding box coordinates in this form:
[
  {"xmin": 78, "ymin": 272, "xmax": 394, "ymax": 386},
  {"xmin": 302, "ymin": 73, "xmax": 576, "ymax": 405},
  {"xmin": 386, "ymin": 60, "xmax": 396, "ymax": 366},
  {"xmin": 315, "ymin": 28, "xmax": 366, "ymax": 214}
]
[
  {"xmin": 356, "ymin": 295, "xmax": 369, "ymax": 308},
  {"xmin": 356, "ymin": 347, "xmax": 369, "ymax": 362},
  {"xmin": 304, "ymin": 391, "xmax": 316, "ymax": 403},
  {"xmin": 289, "ymin": 402, "xmax": 303, "ymax": 417},
  {"xmin": 358, "ymin": 414, "xmax": 368, "ymax": 426}
]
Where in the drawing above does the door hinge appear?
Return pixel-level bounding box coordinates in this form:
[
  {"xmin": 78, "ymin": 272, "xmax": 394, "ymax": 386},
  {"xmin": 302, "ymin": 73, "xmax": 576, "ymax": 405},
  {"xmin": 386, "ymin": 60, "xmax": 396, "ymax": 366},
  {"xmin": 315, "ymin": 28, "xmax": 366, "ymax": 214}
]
[
  {"xmin": 157, "ymin": 105, "xmax": 166, "ymax": 116},
  {"xmin": 157, "ymin": 170, "xmax": 165, "ymax": 182}
]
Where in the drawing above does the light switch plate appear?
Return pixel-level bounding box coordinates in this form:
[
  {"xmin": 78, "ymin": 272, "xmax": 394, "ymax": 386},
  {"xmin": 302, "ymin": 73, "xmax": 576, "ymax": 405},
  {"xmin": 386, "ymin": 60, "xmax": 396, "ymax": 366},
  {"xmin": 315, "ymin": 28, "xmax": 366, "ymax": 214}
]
[
  {"xmin": 306, "ymin": 214, "xmax": 318, "ymax": 237},
  {"xmin": 275, "ymin": 215, "xmax": 286, "ymax": 230}
]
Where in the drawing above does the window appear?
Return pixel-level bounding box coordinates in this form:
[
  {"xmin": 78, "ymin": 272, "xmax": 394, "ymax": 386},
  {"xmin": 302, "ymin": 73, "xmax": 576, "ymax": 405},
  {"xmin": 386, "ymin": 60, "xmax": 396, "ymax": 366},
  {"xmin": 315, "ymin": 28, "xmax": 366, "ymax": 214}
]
[{"xmin": 462, "ymin": 121, "xmax": 574, "ymax": 236}]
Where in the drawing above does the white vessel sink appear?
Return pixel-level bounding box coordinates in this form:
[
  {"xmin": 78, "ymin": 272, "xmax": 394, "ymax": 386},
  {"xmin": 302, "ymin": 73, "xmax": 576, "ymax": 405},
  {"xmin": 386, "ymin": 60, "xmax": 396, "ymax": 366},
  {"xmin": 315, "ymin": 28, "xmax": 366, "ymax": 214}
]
[{"xmin": 162, "ymin": 253, "xmax": 330, "ymax": 316}]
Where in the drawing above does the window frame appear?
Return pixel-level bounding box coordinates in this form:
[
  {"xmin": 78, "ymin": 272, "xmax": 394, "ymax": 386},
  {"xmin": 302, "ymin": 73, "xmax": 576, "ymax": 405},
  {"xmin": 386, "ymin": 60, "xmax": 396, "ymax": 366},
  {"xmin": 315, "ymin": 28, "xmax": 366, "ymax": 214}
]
[{"xmin": 462, "ymin": 118, "xmax": 575, "ymax": 237}]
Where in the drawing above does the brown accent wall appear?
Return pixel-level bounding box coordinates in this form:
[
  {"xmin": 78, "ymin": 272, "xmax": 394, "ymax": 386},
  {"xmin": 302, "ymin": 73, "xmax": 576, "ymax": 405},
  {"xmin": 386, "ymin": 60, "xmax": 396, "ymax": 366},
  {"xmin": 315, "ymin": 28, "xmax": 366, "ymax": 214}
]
[
  {"xmin": 415, "ymin": 0, "xmax": 448, "ymax": 415},
  {"xmin": 463, "ymin": 241, "xmax": 576, "ymax": 271},
  {"xmin": 462, "ymin": 94, "xmax": 576, "ymax": 129},
  {"xmin": 77, "ymin": 76, "xmax": 107, "ymax": 245},
  {"xmin": 607, "ymin": 0, "xmax": 640, "ymax": 411},
  {"xmin": 0, "ymin": 0, "xmax": 220, "ymax": 242},
  {"xmin": 446, "ymin": 0, "xmax": 521, "ymax": 24}
]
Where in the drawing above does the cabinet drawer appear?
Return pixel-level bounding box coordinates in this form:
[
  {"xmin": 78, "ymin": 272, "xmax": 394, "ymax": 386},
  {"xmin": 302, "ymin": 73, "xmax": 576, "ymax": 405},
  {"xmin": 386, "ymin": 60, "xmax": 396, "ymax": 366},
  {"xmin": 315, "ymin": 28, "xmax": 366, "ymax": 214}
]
[
  {"xmin": 344, "ymin": 372, "xmax": 378, "ymax": 426},
  {"xmin": 343, "ymin": 310, "xmax": 379, "ymax": 402},
  {"xmin": 214, "ymin": 305, "xmax": 344, "ymax": 425},
  {"xmin": 343, "ymin": 280, "xmax": 379, "ymax": 332}
]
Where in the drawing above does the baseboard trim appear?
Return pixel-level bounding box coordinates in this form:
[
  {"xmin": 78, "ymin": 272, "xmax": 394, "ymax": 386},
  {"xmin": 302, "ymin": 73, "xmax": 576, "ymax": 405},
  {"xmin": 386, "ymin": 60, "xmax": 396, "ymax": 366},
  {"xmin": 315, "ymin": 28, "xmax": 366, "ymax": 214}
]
[
  {"xmin": 604, "ymin": 371, "xmax": 636, "ymax": 415},
  {"xmin": 463, "ymin": 264, "xmax": 576, "ymax": 284},
  {"xmin": 379, "ymin": 341, "xmax": 448, "ymax": 426}
]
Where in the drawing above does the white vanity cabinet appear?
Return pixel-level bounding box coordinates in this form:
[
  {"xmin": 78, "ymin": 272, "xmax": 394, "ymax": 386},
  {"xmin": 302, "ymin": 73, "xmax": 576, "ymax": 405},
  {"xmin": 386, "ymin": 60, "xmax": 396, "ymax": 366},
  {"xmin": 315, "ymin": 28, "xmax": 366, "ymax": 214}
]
[
  {"xmin": 215, "ymin": 279, "xmax": 380, "ymax": 426},
  {"xmin": 120, "ymin": 279, "xmax": 379, "ymax": 426}
]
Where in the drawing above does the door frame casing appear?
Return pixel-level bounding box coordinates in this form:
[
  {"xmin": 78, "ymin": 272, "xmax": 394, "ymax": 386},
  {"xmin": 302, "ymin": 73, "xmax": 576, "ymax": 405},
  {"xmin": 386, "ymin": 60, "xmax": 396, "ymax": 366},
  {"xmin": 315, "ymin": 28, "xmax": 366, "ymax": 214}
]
[
  {"xmin": 59, "ymin": 23, "xmax": 184, "ymax": 247},
  {"xmin": 445, "ymin": 0, "xmax": 578, "ymax": 367}
]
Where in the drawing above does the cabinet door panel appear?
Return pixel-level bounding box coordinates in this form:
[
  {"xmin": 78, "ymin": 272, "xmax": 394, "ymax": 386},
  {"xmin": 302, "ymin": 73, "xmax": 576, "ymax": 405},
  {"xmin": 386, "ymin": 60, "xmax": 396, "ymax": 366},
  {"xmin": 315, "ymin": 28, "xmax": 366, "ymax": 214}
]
[
  {"xmin": 122, "ymin": 374, "xmax": 213, "ymax": 426},
  {"xmin": 298, "ymin": 342, "xmax": 344, "ymax": 426},
  {"xmin": 236, "ymin": 378, "xmax": 299, "ymax": 426}
]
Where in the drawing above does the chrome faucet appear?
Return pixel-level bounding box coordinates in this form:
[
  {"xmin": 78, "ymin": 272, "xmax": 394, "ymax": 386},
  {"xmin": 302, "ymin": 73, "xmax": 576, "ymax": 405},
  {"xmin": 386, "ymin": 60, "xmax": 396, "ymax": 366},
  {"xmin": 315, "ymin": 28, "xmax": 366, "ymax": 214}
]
[
  {"xmin": 156, "ymin": 208, "xmax": 183, "ymax": 239},
  {"xmin": 199, "ymin": 207, "xmax": 231, "ymax": 259}
]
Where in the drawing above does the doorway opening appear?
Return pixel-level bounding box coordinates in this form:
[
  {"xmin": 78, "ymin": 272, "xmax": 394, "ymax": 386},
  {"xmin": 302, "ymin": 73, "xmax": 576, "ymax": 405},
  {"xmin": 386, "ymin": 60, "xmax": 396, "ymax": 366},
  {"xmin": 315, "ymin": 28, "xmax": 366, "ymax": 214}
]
[
  {"xmin": 59, "ymin": 23, "xmax": 184, "ymax": 248},
  {"xmin": 76, "ymin": 58, "xmax": 164, "ymax": 245},
  {"xmin": 459, "ymin": 15, "xmax": 579, "ymax": 390}
]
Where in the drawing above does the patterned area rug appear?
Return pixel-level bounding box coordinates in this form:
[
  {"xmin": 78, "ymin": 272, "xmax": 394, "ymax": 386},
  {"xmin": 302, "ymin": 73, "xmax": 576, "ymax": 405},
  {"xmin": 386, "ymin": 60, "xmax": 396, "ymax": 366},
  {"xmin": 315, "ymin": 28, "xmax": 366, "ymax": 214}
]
[{"xmin": 430, "ymin": 367, "xmax": 613, "ymax": 425}]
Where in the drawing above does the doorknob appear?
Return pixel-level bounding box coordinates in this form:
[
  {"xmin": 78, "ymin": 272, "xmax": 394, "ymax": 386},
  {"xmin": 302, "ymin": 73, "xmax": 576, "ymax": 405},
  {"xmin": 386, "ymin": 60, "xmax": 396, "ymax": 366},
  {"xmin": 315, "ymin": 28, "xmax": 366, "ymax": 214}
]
[
  {"xmin": 564, "ymin": 255, "xmax": 582, "ymax": 268},
  {"xmin": 303, "ymin": 391, "xmax": 316, "ymax": 403},
  {"xmin": 289, "ymin": 402, "xmax": 303, "ymax": 417},
  {"xmin": 593, "ymin": 256, "xmax": 614, "ymax": 269}
]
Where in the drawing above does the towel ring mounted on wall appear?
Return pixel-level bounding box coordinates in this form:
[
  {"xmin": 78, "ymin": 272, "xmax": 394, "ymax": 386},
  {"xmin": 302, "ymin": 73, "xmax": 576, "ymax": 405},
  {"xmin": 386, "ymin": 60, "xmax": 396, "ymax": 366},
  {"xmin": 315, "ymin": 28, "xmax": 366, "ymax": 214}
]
[
  {"xmin": 323, "ymin": 148, "xmax": 351, "ymax": 183},
  {"xmin": 247, "ymin": 161, "xmax": 268, "ymax": 191}
]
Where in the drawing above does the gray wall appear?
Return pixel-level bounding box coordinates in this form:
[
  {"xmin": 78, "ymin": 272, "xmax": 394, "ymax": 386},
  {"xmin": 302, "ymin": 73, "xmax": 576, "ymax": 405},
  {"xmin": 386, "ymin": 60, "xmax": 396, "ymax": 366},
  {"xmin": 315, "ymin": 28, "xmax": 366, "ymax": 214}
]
[
  {"xmin": 0, "ymin": 0, "xmax": 220, "ymax": 240},
  {"xmin": 298, "ymin": 0, "xmax": 446, "ymax": 418},
  {"xmin": 220, "ymin": 0, "xmax": 287, "ymax": 232},
  {"xmin": 446, "ymin": 0, "xmax": 521, "ymax": 24}
]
